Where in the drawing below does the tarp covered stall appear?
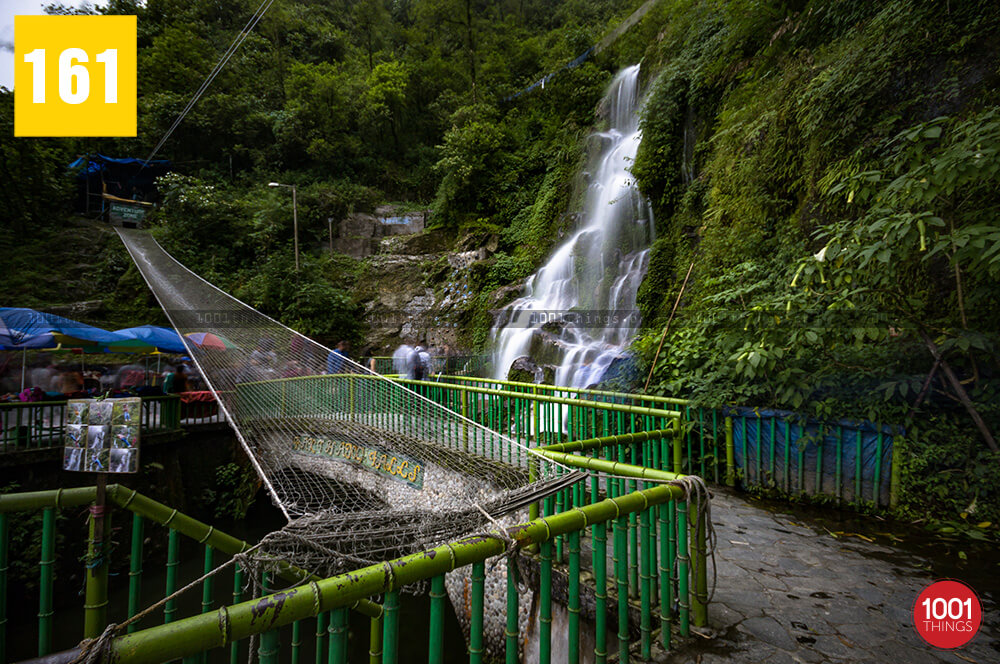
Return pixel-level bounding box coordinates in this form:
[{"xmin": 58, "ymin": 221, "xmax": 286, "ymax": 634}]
[{"xmin": 67, "ymin": 154, "xmax": 170, "ymax": 217}]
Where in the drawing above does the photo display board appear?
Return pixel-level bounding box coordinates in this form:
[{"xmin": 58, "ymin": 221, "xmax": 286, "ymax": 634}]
[{"xmin": 63, "ymin": 398, "xmax": 141, "ymax": 473}]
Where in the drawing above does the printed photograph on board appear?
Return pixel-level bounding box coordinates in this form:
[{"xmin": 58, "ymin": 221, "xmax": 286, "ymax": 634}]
[
  {"xmin": 112, "ymin": 425, "xmax": 139, "ymax": 449},
  {"xmin": 88, "ymin": 400, "xmax": 114, "ymax": 425},
  {"xmin": 88, "ymin": 425, "xmax": 108, "ymax": 449},
  {"xmin": 63, "ymin": 447, "xmax": 84, "ymax": 472},
  {"xmin": 110, "ymin": 448, "xmax": 139, "ymax": 473},
  {"xmin": 65, "ymin": 424, "xmax": 87, "ymax": 448},
  {"xmin": 112, "ymin": 399, "xmax": 139, "ymax": 425},
  {"xmin": 67, "ymin": 400, "xmax": 89, "ymax": 425},
  {"xmin": 85, "ymin": 449, "xmax": 110, "ymax": 473}
]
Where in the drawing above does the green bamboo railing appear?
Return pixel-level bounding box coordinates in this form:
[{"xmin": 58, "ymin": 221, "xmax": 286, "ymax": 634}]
[
  {"xmin": 0, "ymin": 429, "xmax": 709, "ymax": 663},
  {"xmin": 98, "ymin": 479, "xmax": 701, "ymax": 664}
]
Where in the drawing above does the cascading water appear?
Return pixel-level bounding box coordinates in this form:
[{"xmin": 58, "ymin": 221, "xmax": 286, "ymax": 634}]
[{"xmin": 492, "ymin": 65, "xmax": 654, "ymax": 388}]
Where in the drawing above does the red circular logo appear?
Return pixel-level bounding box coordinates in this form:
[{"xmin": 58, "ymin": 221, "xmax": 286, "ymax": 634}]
[{"xmin": 913, "ymin": 579, "xmax": 982, "ymax": 649}]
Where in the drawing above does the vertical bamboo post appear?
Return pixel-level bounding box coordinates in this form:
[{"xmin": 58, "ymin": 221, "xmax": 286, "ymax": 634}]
[
  {"xmin": 568, "ymin": 528, "xmax": 581, "ymax": 664},
  {"xmin": 540, "ymin": 498, "xmax": 553, "ymax": 664},
  {"xmin": 615, "ymin": 513, "xmax": 629, "ymax": 664},
  {"xmin": 725, "ymin": 416, "xmax": 735, "ymax": 487},
  {"xmin": 383, "ymin": 590, "xmax": 400, "ymax": 664},
  {"xmin": 639, "ymin": 503, "xmax": 652, "ymax": 659},
  {"xmin": 816, "ymin": 425, "xmax": 825, "ymax": 496},
  {"xmin": 368, "ymin": 615, "xmax": 382, "ymax": 664},
  {"xmin": 593, "ymin": 520, "xmax": 608, "ymax": 664},
  {"xmin": 470, "ymin": 560, "xmax": 485, "ymax": 664},
  {"xmin": 854, "ymin": 429, "xmax": 863, "ymax": 503},
  {"xmin": 127, "ymin": 513, "xmax": 144, "ymax": 632},
  {"xmin": 429, "ymin": 575, "xmax": 445, "ymax": 664},
  {"xmin": 259, "ymin": 572, "xmax": 279, "ymax": 664},
  {"xmin": 315, "ymin": 612, "xmax": 329, "ymax": 664},
  {"xmin": 677, "ymin": 501, "xmax": 689, "ymax": 637},
  {"xmin": 231, "ymin": 563, "xmax": 244, "ymax": 664},
  {"xmin": 658, "ymin": 502, "xmax": 670, "ymax": 652},
  {"xmin": 672, "ymin": 419, "xmax": 682, "ymax": 475},
  {"xmin": 889, "ymin": 433, "xmax": 901, "ymax": 511},
  {"xmin": 0, "ymin": 513, "xmax": 7, "ymax": 664},
  {"xmin": 461, "ymin": 390, "xmax": 469, "ymax": 452},
  {"xmin": 164, "ymin": 528, "xmax": 179, "ymax": 624},
  {"xmin": 291, "ymin": 621, "xmax": 302, "ymax": 664},
  {"xmin": 84, "ymin": 477, "xmax": 110, "ymax": 639},
  {"xmin": 328, "ymin": 608, "xmax": 347, "ymax": 664},
  {"xmin": 874, "ymin": 429, "xmax": 884, "ymax": 507},
  {"xmin": 505, "ymin": 558, "xmax": 518, "ymax": 664},
  {"xmin": 690, "ymin": 500, "xmax": 708, "ymax": 628}
]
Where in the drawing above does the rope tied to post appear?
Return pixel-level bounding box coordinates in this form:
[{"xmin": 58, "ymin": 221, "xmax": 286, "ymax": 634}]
[{"xmin": 667, "ymin": 474, "xmax": 718, "ymax": 605}]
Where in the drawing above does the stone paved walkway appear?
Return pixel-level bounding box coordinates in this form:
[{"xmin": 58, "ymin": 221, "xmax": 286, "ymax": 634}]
[{"xmin": 658, "ymin": 488, "xmax": 999, "ymax": 663}]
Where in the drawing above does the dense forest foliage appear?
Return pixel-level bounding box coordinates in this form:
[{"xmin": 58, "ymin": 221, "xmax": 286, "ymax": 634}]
[{"xmin": 1, "ymin": 0, "xmax": 999, "ymax": 531}]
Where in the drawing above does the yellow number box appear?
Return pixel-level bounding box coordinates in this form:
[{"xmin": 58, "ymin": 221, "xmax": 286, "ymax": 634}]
[{"xmin": 15, "ymin": 15, "xmax": 136, "ymax": 137}]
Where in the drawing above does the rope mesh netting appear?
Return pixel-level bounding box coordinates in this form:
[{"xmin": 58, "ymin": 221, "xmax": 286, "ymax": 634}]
[{"xmin": 116, "ymin": 228, "xmax": 577, "ymax": 577}]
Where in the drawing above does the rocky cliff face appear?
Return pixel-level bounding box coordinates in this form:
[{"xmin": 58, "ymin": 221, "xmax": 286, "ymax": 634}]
[{"xmin": 354, "ymin": 226, "xmax": 496, "ymax": 354}]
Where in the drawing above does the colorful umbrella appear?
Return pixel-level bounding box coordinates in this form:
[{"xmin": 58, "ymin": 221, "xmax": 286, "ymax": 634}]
[{"xmin": 184, "ymin": 332, "xmax": 236, "ymax": 350}]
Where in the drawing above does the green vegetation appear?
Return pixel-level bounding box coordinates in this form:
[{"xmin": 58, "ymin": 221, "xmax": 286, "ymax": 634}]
[{"xmin": 624, "ymin": 0, "xmax": 1000, "ymax": 528}]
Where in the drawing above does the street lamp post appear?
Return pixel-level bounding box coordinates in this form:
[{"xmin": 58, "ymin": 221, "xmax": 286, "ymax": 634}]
[{"xmin": 268, "ymin": 181, "xmax": 299, "ymax": 271}]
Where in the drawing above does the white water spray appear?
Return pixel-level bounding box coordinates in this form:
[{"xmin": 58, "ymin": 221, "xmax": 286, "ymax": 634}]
[{"xmin": 492, "ymin": 65, "xmax": 653, "ymax": 388}]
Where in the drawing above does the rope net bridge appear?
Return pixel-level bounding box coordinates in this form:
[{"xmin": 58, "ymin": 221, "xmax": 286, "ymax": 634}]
[{"xmin": 116, "ymin": 228, "xmax": 583, "ymax": 579}]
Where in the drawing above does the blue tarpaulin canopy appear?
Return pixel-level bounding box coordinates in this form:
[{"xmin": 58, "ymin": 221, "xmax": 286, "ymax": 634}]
[
  {"xmin": 0, "ymin": 308, "xmax": 153, "ymax": 353},
  {"xmin": 67, "ymin": 154, "xmax": 171, "ymax": 210},
  {"xmin": 114, "ymin": 325, "xmax": 187, "ymax": 354}
]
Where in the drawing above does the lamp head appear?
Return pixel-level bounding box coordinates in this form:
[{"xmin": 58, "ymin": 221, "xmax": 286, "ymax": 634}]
[{"xmin": 268, "ymin": 182, "xmax": 281, "ymax": 188}]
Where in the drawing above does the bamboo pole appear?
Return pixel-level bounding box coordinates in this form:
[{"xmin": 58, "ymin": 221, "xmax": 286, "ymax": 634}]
[
  {"xmin": 428, "ymin": 575, "xmax": 445, "ymax": 664},
  {"xmin": 470, "ymin": 561, "xmax": 485, "ymax": 664},
  {"xmin": 38, "ymin": 507, "xmax": 55, "ymax": 656},
  {"xmin": 505, "ymin": 561, "xmax": 518, "ymax": 664},
  {"xmin": 643, "ymin": 262, "xmax": 695, "ymax": 394},
  {"xmin": 127, "ymin": 514, "xmax": 144, "ymax": 632}
]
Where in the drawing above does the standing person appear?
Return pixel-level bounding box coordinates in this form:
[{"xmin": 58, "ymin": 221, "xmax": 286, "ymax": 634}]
[
  {"xmin": 393, "ymin": 344, "xmax": 413, "ymax": 376},
  {"xmin": 163, "ymin": 365, "xmax": 189, "ymax": 394},
  {"xmin": 408, "ymin": 345, "xmax": 427, "ymax": 381},
  {"xmin": 326, "ymin": 340, "xmax": 350, "ymax": 374}
]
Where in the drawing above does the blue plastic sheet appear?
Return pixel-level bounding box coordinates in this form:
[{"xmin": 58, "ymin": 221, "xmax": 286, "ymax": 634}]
[{"xmin": 725, "ymin": 406, "xmax": 898, "ymax": 506}]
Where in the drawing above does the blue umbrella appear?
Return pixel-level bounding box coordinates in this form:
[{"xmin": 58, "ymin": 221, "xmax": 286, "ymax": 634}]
[{"xmin": 114, "ymin": 325, "xmax": 187, "ymax": 354}]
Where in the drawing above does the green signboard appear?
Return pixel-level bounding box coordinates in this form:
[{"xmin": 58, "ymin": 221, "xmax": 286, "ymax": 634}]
[
  {"xmin": 110, "ymin": 201, "xmax": 147, "ymax": 223},
  {"xmin": 292, "ymin": 435, "xmax": 425, "ymax": 489}
]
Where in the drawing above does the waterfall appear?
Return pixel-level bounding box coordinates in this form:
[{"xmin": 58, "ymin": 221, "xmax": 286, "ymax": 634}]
[{"xmin": 491, "ymin": 65, "xmax": 654, "ymax": 388}]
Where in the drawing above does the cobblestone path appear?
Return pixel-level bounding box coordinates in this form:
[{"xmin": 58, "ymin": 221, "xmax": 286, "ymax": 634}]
[{"xmin": 658, "ymin": 488, "xmax": 999, "ymax": 664}]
